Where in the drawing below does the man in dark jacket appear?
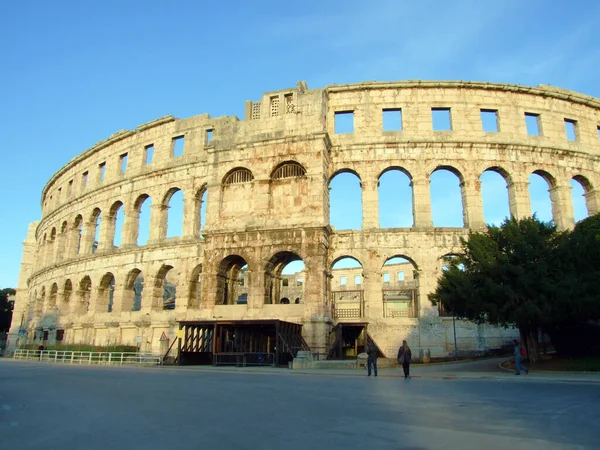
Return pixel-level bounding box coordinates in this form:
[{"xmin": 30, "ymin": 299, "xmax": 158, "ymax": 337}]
[
  {"xmin": 367, "ymin": 342, "xmax": 378, "ymax": 377},
  {"xmin": 397, "ymin": 340, "xmax": 412, "ymax": 379}
]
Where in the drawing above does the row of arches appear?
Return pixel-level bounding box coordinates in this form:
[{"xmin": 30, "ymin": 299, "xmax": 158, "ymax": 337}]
[{"xmin": 329, "ymin": 166, "xmax": 595, "ymax": 229}]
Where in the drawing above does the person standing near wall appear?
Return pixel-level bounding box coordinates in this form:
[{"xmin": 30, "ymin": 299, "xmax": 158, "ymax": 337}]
[
  {"xmin": 397, "ymin": 340, "xmax": 412, "ymax": 379},
  {"xmin": 366, "ymin": 341, "xmax": 378, "ymax": 377},
  {"xmin": 513, "ymin": 339, "xmax": 529, "ymax": 375}
]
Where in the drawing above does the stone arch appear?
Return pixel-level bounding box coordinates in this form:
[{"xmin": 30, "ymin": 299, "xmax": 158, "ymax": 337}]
[
  {"xmin": 62, "ymin": 279, "xmax": 73, "ymax": 312},
  {"xmin": 133, "ymin": 194, "xmax": 152, "ymax": 246},
  {"xmin": 35, "ymin": 287, "xmax": 44, "ymax": 317},
  {"xmin": 155, "ymin": 264, "xmax": 177, "ymax": 310},
  {"xmin": 49, "ymin": 283, "xmax": 58, "ymax": 309},
  {"xmin": 216, "ymin": 255, "xmax": 249, "ymax": 305},
  {"xmin": 72, "ymin": 214, "xmax": 84, "ymax": 255},
  {"xmin": 98, "ymin": 272, "xmax": 116, "ymax": 313},
  {"xmin": 381, "ymin": 255, "xmax": 419, "ymax": 318},
  {"xmin": 331, "ymin": 256, "xmax": 364, "ymax": 319},
  {"xmin": 159, "ymin": 187, "xmax": 184, "ymax": 239},
  {"xmin": 124, "ymin": 268, "xmax": 144, "ymax": 312},
  {"xmin": 264, "ymin": 251, "xmax": 305, "ymax": 305},
  {"xmin": 108, "ymin": 200, "xmax": 125, "ymax": 248},
  {"xmin": 188, "ymin": 264, "xmax": 203, "ymax": 308},
  {"xmin": 90, "ymin": 207, "xmax": 102, "ymax": 254},
  {"xmin": 430, "ymin": 165, "xmax": 465, "ymax": 227},
  {"xmin": 480, "ymin": 166, "xmax": 511, "ymax": 226},
  {"xmin": 378, "ymin": 166, "xmax": 414, "ymax": 228},
  {"xmin": 194, "ymin": 184, "xmax": 208, "ymax": 235},
  {"xmin": 76, "ymin": 275, "xmax": 92, "ymax": 315},
  {"xmin": 571, "ymin": 175, "xmax": 592, "ymax": 221},
  {"xmin": 529, "ymin": 169, "xmax": 556, "ymax": 222},
  {"xmin": 271, "ymin": 160, "xmax": 307, "ymax": 179},
  {"xmin": 329, "ymin": 170, "xmax": 362, "ymax": 230},
  {"xmin": 223, "ymin": 167, "xmax": 254, "ymax": 185}
]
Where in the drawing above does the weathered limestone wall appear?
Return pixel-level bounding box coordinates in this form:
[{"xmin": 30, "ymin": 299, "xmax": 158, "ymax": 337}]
[{"xmin": 10, "ymin": 80, "xmax": 600, "ymax": 357}]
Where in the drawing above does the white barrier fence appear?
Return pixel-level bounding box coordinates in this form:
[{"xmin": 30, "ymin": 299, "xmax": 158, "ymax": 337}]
[{"xmin": 13, "ymin": 349, "xmax": 162, "ymax": 366}]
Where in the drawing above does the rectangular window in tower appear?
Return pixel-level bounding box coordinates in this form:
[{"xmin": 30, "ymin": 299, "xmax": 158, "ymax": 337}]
[
  {"xmin": 480, "ymin": 109, "xmax": 499, "ymax": 132},
  {"xmin": 172, "ymin": 136, "xmax": 184, "ymax": 157},
  {"xmin": 334, "ymin": 111, "xmax": 354, "ymax": 134},
  {"xmin": 120, "ymin": 153, "xmax": 128, "ymax": 173},
  {"xmin": 145, "ymin": 144, "xmax": 154, "ymax": 164},
  {"xmin": 270, "ymin": 96, "xmax": 279, "ymax": 116},
  {"xmin": 82, "ymin": 171, "xmax": 89, "ymax": 187},
  {"xmin": 340, "ymin": 276, "xmax": 347, "ymax": 286},
  {"xmin": 206, "ymin": 129, "xmax": 213, "ymax": 145},
  {"xmin": 383, "ymin": 273, "xmax": 390, "ymax": 283},
  {"xmin": 525, "ymin": 113, "xmax": 541, "ymax": 136},
  {"xmin": 398, "ymin": 271, "xmax": 405, "ymax": 281},
  {"xmin": 354, "ymin": 275, "xmax": 361, "ymax": 285},
  {"xmin": 282, "ymin": 278, "xmax": 289, "ymax": 287},
  {"xmin": 564, "ymin": 119, "xmax": 578, "ymax": 141},
  {"xmin": 285, "ymin": 93, "xmax": 295, "ymax": 113},
  {"xmin": 432, "ymin": 108, "xmax": 452, "ymax": 131},
  {"xmin": 383, "ymin": 108, "xmax": 403, "ymax": 131},
  {"xmin": 99, "ymin": 162, "xmax": 106, "ymax": 181}
]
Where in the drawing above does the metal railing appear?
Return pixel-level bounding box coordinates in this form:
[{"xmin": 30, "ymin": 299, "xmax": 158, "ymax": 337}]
[
  {"xmin": 13, "ymin": 349, "xmax": 162, "ymax": 366},
  {"xmin": 214, "ymin": 352, "xmax": 275, "ymax": 367}
]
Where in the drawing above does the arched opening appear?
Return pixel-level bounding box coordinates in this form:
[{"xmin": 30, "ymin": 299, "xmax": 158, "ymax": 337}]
[
  {"xmin": 48, "ymin": 228, "xmax": 57, "ymax": 264},
  {"xmin": 77, "ymin": 276, "xmax": 92, "ymax": 315},
  {"xmin": 188, "ymin": 264, "xmax": 203, "ymax": 308},
  {"xmin": 378, "ymin": 168, "xmax": 413, "ymax": 228},
  {"xmin": 110, "ymin": 201, "xmax": 125, "ymax": 248},
  {"xmin": 98, "ymin": 273, "xmax": 116, "ymax": 312},
  {"xmin": 156, "ymin": 265, "xmax": 177, "ymax": 310},
  {"xmin": 529, "ymin": 171, "xmax": 554, "ymax": 222},
  {"xmin": 57, "ymin": 221, "xmax": 68, "ymax": 262},
  {"xmin": 329, "ymin": 171, "xmax": 362, "ymax": 230},
  {"xmin": 430, "ymin": 167, "xmax": 464, "ymax": 227},
  {"xmin": 480, "ymin": 168, "xmax": 511, "ymax": 226},
  {"xmin": 271, "ymin": 161, "xmax": 307, "ymax": 179},
  {"xmin": 124, "ymin": 269, "xmax": 144, "ymax": 312},
  {"xmin": 216, "ymin": 256, "xmax": 248, "ymax": 305},
  {"xmin": 571, "ymin": 176, "xmax": 591, "ymax": 222},
  {"xmin": 49, "ymin": 283, "xmax": 58, "ymax": 309},
  {"xmin": 135, "ymin": 194, "xmax": 152, "ymax": 246},
  {"xmin": 62, "ymin": 279, "xmax": 72, "ymax": 313},
  {"xmin": 437, "ymin": 254, "xmax": 464, "ymax": 316},
  {"xmin": 382, "ymin": 256, "xmax": 419, "ymax": 318},
  {"xmin": 331, "ymin": 256, "xmax": 364, "ymax": 318},
  {"xmin": 36, "ymin": 287, "xmax": 45, "ymax": 317},
  {"xmin": 265, "ymin": 252, "xmax": 305, "ymax": 305},
  {"xmin": 165, "ymin": 188, "xmax": 184, "ymax": 238},
  {"xmin": 91, "ymin": 208, "xmax": 102, "ymax": 253},
  {"xmin": 196, "ymin": 186, "xmax": 208, "ymax": 235},
  {"xmin": 73, "ymin": 215, "xmax": 84, "ymax": 255}
]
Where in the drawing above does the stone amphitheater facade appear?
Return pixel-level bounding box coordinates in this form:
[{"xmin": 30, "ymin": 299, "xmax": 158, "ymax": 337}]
[{"xmin": 9, "ymin": 80, "xmax": 600, "ymax": 359}]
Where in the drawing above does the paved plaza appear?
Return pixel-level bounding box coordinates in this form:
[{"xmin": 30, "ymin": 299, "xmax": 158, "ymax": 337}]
[{"xmin": 1, "ymin": 359, "xmax": 599, "ymax": 449}]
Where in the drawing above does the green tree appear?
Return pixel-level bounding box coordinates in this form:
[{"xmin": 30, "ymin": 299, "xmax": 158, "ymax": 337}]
[
  {"xmin": 429, "ymin": 217, "xmax": 564, "ymax": 363},
  {"xmin": 0, "ymin": 288, "xmax": 16, "ymax": 332}
]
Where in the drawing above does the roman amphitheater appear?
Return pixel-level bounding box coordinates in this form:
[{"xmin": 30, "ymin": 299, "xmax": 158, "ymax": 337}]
[{"xmin": 9, "ymin": 80, "xmax": 600, "ymax": 365}]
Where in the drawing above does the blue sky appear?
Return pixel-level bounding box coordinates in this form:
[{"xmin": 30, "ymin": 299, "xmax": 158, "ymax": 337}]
[{"xmin": 1, "ymin": 0, "xmax": 599, "ymax": 287}]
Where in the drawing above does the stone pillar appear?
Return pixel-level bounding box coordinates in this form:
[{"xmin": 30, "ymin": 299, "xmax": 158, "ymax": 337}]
[
  {"xmin": 80, "ymin": 220, "xmax": 96, "ymax": 255},
  {"xmin": 550, "ymin": 184, "xmax": 575, "ymax": 231},
  {"xmin": 148, "ymin": 204, "xmax": 168, "ymax": 243},
  {"xmin": 122, "ymin": 206, "xmax": 139, "ymax": 247},
  {"xmin": 584, "ymin": 189, "xmax": 600, "ymax": 217},
  {"xmin": 411, "ymin": 177, "xmax": 433, "ymax": 229},
  {"xmin": 363, "ymin": 268, "xmax": 383, "ymax": 320},
  {"xmin": 361, "ymin": 180, "xmax": 379, "ymax": 229},
  {"xmin": 175, "ymin": 278, "xmax": 190, "ymax": 313},
  {"xmin": 141, "ymin": 277, "xmax": 162, "ymax": 312},
  {"xmin": 55, "ymin": 232, "xmax": 67, "ymax": 263},
  {"xmin": 100, "ymin": 213, "xmax": 117, "ymax": 251},
  {"xmin": 507, "ymin": 181, "xmax": 531, "ymax": 220},
  {"xmin": 66, "ymin": 225, "xmax": 81, "ymax": 257},
  {"xmin": 182, "ymin": 194, "xmax": 200, "ymax": 239},
  {"xmin": 418, "ymin": 267, "xmax": 439, "ymax": 317},
  {"xmin": 460, "ymin": 179, "xmax": 485, "ymax": 230}
]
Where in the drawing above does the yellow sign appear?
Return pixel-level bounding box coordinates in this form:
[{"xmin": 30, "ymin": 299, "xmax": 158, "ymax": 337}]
[{"xmin": 177, "ymin": 330, "xmax": 183, "ymax": 338}]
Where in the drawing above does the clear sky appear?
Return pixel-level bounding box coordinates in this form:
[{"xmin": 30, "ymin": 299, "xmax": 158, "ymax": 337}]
[{"xmin": 1, "ymin": 0, "xmax": 599, "ymax": 287}]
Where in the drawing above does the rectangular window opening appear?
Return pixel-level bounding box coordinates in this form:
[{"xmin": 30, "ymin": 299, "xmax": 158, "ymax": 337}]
[
  {"xmin": 354, "ymin": 275, "xmax": 361, "ymax": 285},
  {"xmin": 398, "ymin": 272, "xmax": 405, "ymax": 281},
  {"xmin": 282, "ymin": 278, "xmax": 289, "ymax": 287},
  {"xmin": 296, "ymin": 278, "xmax": 304, "ymax": 287},
  {"xmin": 68, "ymin": 179, "xmax": 73, "ymax": 196},
  {"xmin": 597, "ymin": 126, "xmax": 600, "ymax": 141},
  {"xmin": 173, "ymin": 136, "xmax": 185, "ymax": 157},
  {"xmin": 480, "ymin": 109, "xmax": 499, "ymax": 132},
  {"xmin": 334, "ymin": 111, "xmax": 354, "ymax": 134},
  {"xmin": 564, "ymin": 119, "xmax": 577, "ymax": 141},
  {"xmin": 383, "ymin": 108, "xmax": 403, "ymax": 131},
  {"xmin": 525, "ymin": 113, "xmax": 541, "ymax": 136},
  {"xmin": 120, "ymin": 153, "xmax": 128, "ymax": 173},
  {"xmin": 82, "ymin": 171, "xmax": 89, "ymax": 187},
  {"xmin": 432, "ymin": 108, "xmax": 452, "ymax": 131},
  {"xmin": 206, "ymin": 129, "xmax": 214, "ymax": 145},
  {"xmin": 99, "ymin": 162, "xmax": 106, "ymax": 181},
  {"xmin": 145, "ymin": 144, "xmax": 154, "ymax": 164},
  {"xmin": 340, "ymin": 276, "xmax": 347, "ymax": 286},
  {"xmin": 383, "ymin": 273, "xmax": 390, "ymax": 283}
]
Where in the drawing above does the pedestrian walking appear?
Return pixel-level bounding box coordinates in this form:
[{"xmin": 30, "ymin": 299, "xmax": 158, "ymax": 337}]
[
  {"xmin": 366, "ymin": 341, "xmax": 378, "ymax": 377},
  {"xmin": 397, "ymin": 340, "xmax": 412, "ymax": 379},
  {"xmin": 513, "ymin": 339, "xmax": 529, "ymax": 375}
]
